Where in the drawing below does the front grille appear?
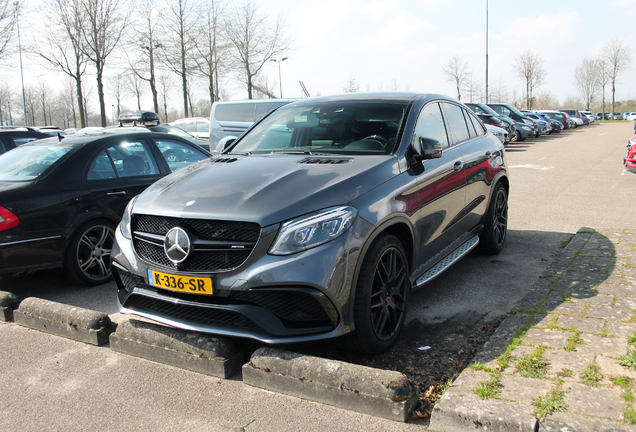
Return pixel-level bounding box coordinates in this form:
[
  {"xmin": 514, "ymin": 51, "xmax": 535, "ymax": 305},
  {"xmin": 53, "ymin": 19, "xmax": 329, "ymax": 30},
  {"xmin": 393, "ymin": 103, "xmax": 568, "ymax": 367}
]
[
  {"xmin": 127, "ymin": 295, "xmax": 260, "ymax": 329},
  {"xmin": 132, "ymin": 215, "xmax": 260, "ymax": 272}
]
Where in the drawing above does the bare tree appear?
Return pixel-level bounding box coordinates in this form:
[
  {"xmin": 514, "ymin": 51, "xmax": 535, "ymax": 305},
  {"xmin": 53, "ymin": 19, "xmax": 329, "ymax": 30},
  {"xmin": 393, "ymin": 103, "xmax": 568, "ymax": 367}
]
[
  {"xmin": 37, "ymin": 80, "xmax": 53, "ymax": 125},
  {"xmin": 157, "ymin": 73, "xmax": 174, "ymax": 122},
  {"xmin": 0, "ymin": 81, "xmax": 14, "ymax": 125},
  {"xmin": 574, "ymin": 58, "xmax": 601, "ymax": 110},
  {"xmin": 603, "ymin": 38, "xmax": 631, "ymax": 118},
  {"xmin": 443, "ymin": 56, "xmax": 470, "ymax": 101},
  {"xmin": 36, "ymin": 0, "xmax": 88, "ymax": 128},
  {"xmin": 225, "ymin": 1, "xmax": 290, "ymax": 99},
  {"xmin": 125, "ymin": 72, "xmax": 146, "ymax": 110},
  {"xmin": 464, "ymin": 74, "xmax": 482, "ymax": 103},
  {"xmin": 0, "ymin": 0, "xmax": 18, "ymax": 62},
  {"xmin": 160, "ymin": 0, "xmax": 199, "ymax": 117},
  {"xmin": 193, "ymin": 0, "xmax": 228, "ymax": 104},
  {"xmin": 512, "ymin": 50, "xmax": 545, "ymax": 110},
  {"xmin": 343, "ymin": 75, "xmax": 359, "ymax": 93},
  {"xmin": 128, "ymin": 0, "xmax": 162, "ymax": 113},
  {"xmin": 489, "ymin": 78, "xmax": 508, "ymax": 104},
  {"xmin": 597, "ymin": 58, "xmax": 610, "ymax": 118},
  {"xmin": 81, "ymin": 0, "xmax": 130, "ymax": 126}
]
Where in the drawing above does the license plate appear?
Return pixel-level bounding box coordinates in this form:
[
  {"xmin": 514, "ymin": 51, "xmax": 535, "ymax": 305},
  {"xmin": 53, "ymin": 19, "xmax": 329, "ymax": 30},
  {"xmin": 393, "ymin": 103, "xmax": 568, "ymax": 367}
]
[{"xmin": 147, "ymin": 269, "xmax": 213, "ymax": 295}]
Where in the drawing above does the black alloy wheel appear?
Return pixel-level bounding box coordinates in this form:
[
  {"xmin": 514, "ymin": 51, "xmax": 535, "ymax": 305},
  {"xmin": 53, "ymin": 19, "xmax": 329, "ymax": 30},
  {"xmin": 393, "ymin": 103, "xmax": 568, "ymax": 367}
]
[
  {"xmin": 350, "ymin": 234, "xmax": 410, "ymax": 354},
  {"xmin": 478, "ymin": 183, "xmax": 508, "ymax": 255},
  {"xmin": 65, "ymin": 219, "xmax": 116, "ymax": 285}
]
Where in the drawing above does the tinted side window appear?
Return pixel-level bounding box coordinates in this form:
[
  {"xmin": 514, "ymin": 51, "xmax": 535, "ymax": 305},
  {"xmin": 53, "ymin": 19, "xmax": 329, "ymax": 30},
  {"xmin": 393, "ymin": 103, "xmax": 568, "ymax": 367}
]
[
  {"xmin": 154, "ymin": 139, "xmax": 208, "ymax": 172},
  {"xmin": 97, "ymin": 140, "xmax": 161, "ymax": 178},
  {"xmin": 413, "ymin": 102, "xmax": 449, "ymax": 148},
  {"xmin": 214, "ymin": 104, "xmax": 256, "ymax": 122},
  {"xmin": 179, "ymin": 121, "xmax": 196, "ymax": 133},
  {"xmin": 13, "ymin": 136, "xmax": 43, "ymax": 146},
  {"xmin": 441, "ymin": 103, "xmax": 470, "ymax": 145},
  {"xmin": 196, "ymin": 121, "xmax": 209, "ymax": 132},
  {"xmin": 0, "ymin": 139, "xmax": 7, "ymax": 154},
  {"xmin": 465, "ymin": 109, "xmax": 486, "ymax": 136}
]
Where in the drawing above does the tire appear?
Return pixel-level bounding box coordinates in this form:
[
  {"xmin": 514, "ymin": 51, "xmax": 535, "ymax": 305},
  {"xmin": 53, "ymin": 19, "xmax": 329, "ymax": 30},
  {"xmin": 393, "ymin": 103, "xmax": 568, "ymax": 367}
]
[
  {"xmin": 164, "ymin": 150, "xmax": 182, "ymax": 162},
  {"xmin": 65, "ymin": 219, "xmax": 116, "ymax": 285},
  {"xmin": 349, "ymin": 234, "xmax": 410, "ymax": 354},
  {"xmin": 477, "ymin": 183, "xmax": 508, "ymax": 255},
  {"xmin": 514, "ymin": 130, "xmax": 525, "ymax": 142}
]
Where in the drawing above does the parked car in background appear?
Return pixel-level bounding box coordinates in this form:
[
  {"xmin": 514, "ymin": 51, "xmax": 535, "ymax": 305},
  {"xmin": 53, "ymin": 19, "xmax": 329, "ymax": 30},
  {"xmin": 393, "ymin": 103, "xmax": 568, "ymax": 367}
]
[
  {"xmin": 595, "ymin": 113, "xmax": 603, "ymax": 120},
  {"xmin": 485, "ymin": 124, "xmax": 509, "ymax": 145},
  {"xmin": 520, "ymin": 110, "xmax": 550, "ymax": 135},
  {"xmin": 581, "ymin": 111, "xmax": 595, "ymax": 124},
  {"xmin": 209, "ymin": 99, "xmax": 296, "ymax": 152},
  {"xmin": 487, "ymin": 103, "xmax": 539, "ymax": 138},
  {"xmin": 464, "ymin": 102, "xmax": 515, "ymax": 140},
  {"xmin": 625, "ymin": 134, "xmax": 636, "ymax": 174},
  {"xmin": 614, "ymin": 112, "xmax": 623, "ymax": 120},
  {"xmin": 113, "ymin": 92, "xmax": 509, "ymax": 354},
  {"xmin": 65, "ymin": 128, "xmax": 78, "ymax": 135},
  {"xmin": 560, "ymin": 110, "xmax": 584, "ymax": 127},
  {"xmin": 0, "ymin": 128, "xmax": 50, "ymax": 155},
  {"xmin": 526, "ymin": 112, "xmax": 562, "ymax": 134},
  {"xmin": 114, "ymin": 110, "xmax": 212, "ymax": 153},
  {"xmin": 170, "ymin": 117, "xmax": 210, "ymax": 140},
  {"xmin": 0, "ymin": 131, "xmax": 211, "ymax": 285},
  {"xmin": 626, "ymin": 112, "xmax": 636, "ymax": 121},
  {"xmin": 535, "ymin": 110, "xmax": 570, "ymax": 130},
  {"xmin": 76, "ymin": 127, "xmax": 105, "ymax": 135}
]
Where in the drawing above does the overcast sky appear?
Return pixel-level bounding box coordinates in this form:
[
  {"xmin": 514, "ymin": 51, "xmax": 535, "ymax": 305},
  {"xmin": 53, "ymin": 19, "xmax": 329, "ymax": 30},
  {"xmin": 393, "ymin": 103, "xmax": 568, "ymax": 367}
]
[{"xmin": 5, "ymin": 0, "xmax": 636, "ymax": 112}]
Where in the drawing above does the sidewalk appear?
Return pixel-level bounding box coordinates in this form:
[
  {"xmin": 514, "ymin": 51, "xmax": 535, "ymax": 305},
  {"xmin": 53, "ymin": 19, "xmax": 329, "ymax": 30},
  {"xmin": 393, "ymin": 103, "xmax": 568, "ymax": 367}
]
[{"xmin": 430, "ymin": 228, "xmax": 636, "ymax": 431}]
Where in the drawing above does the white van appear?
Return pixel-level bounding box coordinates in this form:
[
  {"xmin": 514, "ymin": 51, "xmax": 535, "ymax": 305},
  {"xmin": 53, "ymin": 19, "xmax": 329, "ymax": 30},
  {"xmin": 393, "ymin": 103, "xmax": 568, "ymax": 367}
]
[{"xmin": 209, "ymin": 99, "xmax": 296, "ymax": 152}]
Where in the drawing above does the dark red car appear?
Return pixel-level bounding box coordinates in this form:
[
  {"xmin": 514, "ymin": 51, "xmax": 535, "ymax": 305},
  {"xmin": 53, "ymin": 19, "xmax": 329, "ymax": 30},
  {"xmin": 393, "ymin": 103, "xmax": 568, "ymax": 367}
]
[{"xmin": 625, "ymin": 134, "xmax": 636, "ymax": 173}]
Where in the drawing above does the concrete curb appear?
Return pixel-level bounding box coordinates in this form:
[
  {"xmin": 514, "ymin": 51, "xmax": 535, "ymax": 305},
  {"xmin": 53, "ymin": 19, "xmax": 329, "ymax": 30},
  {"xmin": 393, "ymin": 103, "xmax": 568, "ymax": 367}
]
[
  {"xmin": 13, "ymin": 297, "xmax": 114, "ymax": 345},
  {"xmin": 242, "ymin": 347, "xmax": 419, "ymax": 422},
  {"xmin": 0, "ymin": 290, "xmax": 19, "ymax": 322},
  {"xmin": 109, "ymin": 319, "xmax": 244, "ymax": 379}
]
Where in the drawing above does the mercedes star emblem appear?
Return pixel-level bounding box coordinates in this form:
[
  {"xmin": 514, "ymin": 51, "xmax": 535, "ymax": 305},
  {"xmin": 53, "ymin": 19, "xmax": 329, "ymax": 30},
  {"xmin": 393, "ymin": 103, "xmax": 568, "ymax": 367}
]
[{"xmin": 164, "ymin": 227, "xmax": 191, "ymax": 264}]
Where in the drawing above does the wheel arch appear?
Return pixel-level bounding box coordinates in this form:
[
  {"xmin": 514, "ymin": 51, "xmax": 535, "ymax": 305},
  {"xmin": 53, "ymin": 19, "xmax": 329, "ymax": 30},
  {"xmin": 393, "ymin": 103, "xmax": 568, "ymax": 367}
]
[{"xmin": 346, "ymin": 216, "xmax": 415, "ymax": 327}]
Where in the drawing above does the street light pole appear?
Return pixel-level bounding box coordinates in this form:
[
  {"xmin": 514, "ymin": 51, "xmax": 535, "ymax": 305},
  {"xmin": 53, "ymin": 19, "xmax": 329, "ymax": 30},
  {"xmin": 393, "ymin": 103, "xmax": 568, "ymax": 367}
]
[
  {"xmin": 14, "ymin": 1, "xmax": 27, "ymax": 126},
  {"xmin": 270, "ymin": 57, "xmax": 288, "ymax": 98},
  {"xmin": 485, "ymin": 0, "xmax": 489, "ymax": 104}
]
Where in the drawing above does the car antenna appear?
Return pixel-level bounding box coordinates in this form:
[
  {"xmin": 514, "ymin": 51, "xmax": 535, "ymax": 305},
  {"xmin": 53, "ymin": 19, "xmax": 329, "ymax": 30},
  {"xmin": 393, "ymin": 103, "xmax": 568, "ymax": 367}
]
[{"xmin": 57, "ymin": 132, "xmax": 64, "ymax": 142}]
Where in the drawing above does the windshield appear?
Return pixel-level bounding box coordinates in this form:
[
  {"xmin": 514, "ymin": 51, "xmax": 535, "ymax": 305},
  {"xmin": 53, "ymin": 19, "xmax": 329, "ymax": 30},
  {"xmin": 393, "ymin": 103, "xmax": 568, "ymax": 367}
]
[
  {"xmin": 469, "ymin": 103, "xmax": 500, "ymax": 117},
  {"xmin": 229, "ymin": 101, "xmax": 408, "ymax": 155},
  {"xmin": 0, "ymin": 144, "xmax": 74, "ymax": 181}
]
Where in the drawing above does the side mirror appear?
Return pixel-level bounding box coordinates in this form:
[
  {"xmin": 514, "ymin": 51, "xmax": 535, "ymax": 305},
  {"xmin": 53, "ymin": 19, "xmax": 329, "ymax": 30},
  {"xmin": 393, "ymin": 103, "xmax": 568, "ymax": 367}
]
[
  {"xmin": 412, "ymin": 137, "xmax": 442, "ymax": 163},
  {"xmin": 217, "ymin": 136, "xmax": 237, "ymax": 152}
]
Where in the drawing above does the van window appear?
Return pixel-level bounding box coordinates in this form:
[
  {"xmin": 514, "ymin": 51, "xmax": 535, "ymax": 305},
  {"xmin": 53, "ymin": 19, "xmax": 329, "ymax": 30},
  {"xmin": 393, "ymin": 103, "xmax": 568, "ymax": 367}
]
[
  {"xmin": 214, "ymin": 104, "xmax": 255, "ymax": 122},
  {"xmin": 254, "ymin": 101, "xmax": 289, "ymax": 121}
]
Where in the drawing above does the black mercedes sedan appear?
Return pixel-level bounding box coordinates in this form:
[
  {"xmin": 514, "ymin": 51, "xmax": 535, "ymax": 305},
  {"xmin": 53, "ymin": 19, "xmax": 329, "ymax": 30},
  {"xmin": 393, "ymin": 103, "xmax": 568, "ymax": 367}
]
[
  {"xmin": 0, "ymin": 131, "xmax": 211, "ymax": 285},
  {"xmin": 112, "ymin": 93, "xmax": 509, "ymax": 353}
]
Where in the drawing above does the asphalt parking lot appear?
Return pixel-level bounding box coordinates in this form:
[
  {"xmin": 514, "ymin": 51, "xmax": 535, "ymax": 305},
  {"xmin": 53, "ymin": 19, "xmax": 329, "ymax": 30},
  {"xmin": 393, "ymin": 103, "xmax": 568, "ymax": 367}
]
[{"xmin": 1, "ymin": 121, "xmax": 634, "ymax": 431}]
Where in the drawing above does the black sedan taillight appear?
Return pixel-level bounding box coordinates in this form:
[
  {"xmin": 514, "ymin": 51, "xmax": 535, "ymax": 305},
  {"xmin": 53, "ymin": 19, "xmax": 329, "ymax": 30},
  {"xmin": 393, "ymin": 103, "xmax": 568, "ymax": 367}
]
[{"xmin": 0, "ymin": 206, "xmax": 19, "ymax": 231}]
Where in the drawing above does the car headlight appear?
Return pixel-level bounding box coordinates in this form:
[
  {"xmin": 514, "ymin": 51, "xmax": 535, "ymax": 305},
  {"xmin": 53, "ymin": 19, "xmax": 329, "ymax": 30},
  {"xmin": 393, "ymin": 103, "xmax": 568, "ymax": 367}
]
[
  {"xmin": 119, "ymin": 195, "xmax": 139, "ymax": 239},
  {"xmin": 269, "ymin": 206, "xmax": 357, "ymax": 255},
  {"xmin": 522, "ymin": 126, "xmax": 532, "ymax": 131}
]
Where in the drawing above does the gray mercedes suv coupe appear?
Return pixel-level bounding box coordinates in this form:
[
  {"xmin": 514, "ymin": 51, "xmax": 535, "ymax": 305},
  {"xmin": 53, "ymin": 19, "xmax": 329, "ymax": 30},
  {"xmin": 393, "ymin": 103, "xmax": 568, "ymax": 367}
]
[{"xmin": 112, "ymin": 92, "xmax": 509, "ymax": 354}]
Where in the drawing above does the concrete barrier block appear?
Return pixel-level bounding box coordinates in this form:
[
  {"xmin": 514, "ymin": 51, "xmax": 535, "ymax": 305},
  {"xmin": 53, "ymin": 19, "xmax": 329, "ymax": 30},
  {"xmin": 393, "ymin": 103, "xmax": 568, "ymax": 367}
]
[
  {"xmin": 242, "ymin": 347, "xmax": 419, "ymax": 422},
  {"xmin": 0, "ymin": 291, "xmax": 19, "ymax": 322},
  {"xmin": 109, "ymin": 319, "xmax": 243, "ymax": 379},
  {"xmin": 13, "ymin": 297, "xmax": 114, "ymax": 345}
]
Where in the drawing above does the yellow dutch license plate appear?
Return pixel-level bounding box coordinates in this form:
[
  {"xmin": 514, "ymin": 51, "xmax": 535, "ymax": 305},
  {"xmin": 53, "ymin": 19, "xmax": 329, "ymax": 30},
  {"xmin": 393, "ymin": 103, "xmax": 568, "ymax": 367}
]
[{"xmin": 147, "ymin": 269, "xmax": 213, "ymax": 295}]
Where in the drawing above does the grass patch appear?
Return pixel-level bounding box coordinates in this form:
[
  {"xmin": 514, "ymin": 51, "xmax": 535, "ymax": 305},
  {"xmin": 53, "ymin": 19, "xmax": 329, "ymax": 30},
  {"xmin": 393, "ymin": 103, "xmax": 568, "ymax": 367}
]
[
  {"xmin": 532, "ymin": 388, "xmax": 567, "ymax": 421},
  {"xmin": 515, "ymin": 347, "xmax": 550, "ymax": 379},
  {"xmin": 473, "ymin": 374, "xmax": 503, "ymax": 400},
  {"xmin": 619, "ymin": 351, "xmax": 636, "ymax": 371},
  {"xmin": 564, "ymin": 331, "xmax": 584, "ymax": 352},
  {"xmin": 579, "ymin": 363, "xmax": 603, "ymax": 387},
  {"xmin": 557, "ymin": 369, "xmax": 574, "ymax": 378},
  {"xmin": 628, "ymin": 333, "xmax": 636, "ymax": 346}
]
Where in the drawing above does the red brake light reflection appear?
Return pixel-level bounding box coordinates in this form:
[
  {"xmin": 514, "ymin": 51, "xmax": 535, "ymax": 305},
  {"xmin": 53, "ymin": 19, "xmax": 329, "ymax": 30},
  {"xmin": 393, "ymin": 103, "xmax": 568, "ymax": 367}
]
[{"xmin": 0, "ymin": 206, "xmax": 19, "ymax": 231}]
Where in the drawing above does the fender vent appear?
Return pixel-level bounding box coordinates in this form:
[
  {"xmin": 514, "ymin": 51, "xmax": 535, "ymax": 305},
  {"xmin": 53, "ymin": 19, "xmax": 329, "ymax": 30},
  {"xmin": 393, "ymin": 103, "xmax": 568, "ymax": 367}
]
[
  {"xmin": 212, "ymin": 157, "xmax": 239, "ymax": 164},
  {"xmin": 297, "ymin": 158, "xmax": 351, "ymax": 165}
]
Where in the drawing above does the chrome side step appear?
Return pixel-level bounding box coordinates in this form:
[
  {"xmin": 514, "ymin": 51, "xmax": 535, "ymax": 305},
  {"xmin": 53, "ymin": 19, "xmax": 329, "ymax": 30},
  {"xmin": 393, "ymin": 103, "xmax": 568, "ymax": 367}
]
[{"xmin": 414, "ymin": 235, "xmax": 480, "ymax": 287}]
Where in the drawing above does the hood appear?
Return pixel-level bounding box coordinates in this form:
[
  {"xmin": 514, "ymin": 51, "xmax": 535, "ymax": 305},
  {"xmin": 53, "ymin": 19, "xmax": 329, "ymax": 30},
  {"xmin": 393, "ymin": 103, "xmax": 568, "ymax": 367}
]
[{"xmin": 135, "ymin": 153, "xmax": 398, "ymax": 226}]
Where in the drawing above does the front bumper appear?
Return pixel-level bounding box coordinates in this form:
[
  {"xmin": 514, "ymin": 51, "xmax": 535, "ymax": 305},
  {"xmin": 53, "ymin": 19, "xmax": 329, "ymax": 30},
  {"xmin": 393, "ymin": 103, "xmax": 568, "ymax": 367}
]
[{"xmin": 112, "ymin": 216, "xmax": 372, "ymax": 344}]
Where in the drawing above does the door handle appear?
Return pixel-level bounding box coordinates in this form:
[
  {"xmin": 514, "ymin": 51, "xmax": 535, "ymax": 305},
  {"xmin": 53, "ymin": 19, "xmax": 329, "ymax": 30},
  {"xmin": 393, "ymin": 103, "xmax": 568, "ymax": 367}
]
[
  {"xmin": 453, "ymin": 161, "xmax": 463, "ymax": 172},
  {"xmin": 107, "ymin": 191, "xmax": 127, "ymax": 196}
]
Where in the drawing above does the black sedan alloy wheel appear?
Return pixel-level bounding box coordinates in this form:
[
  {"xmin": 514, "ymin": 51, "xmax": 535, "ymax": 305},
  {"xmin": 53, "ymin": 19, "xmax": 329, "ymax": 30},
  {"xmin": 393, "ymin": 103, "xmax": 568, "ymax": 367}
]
[
  {"xmin": 66, "ymin": 219, "xmax": 116, "ymax": 285},
  {"xmin": 478, "ymin": 183, "xmax": 508, "ymax": 255}
]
